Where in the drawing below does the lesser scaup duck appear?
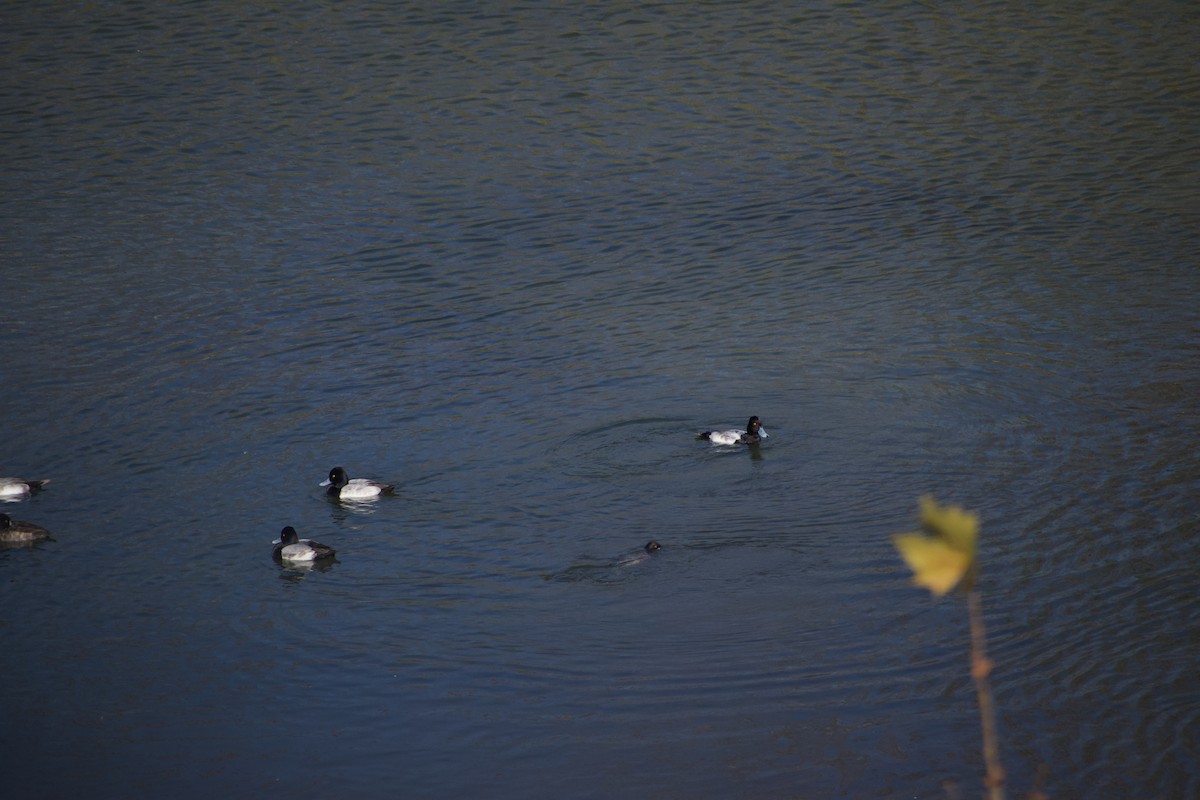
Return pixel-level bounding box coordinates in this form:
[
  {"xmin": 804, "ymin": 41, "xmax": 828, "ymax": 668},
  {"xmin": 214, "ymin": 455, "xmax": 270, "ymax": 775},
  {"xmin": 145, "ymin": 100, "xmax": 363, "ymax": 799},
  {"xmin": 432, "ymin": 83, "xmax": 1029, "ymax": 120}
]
[
  {"xmin": 272, "ymin": 526, "xmax": 336, "ymax": 562},
  {"xmin": 698, "ymin": 416, "xmax": 768, "ymax": 445},
  {"xmin": 0, "ymin": 513, "xmax": 53, "ymax": 543},
  {"xmin": 320, "ymin": 466, "xmax": 395, "ymax": 500},
  {"xmin": 616, "ymin": 540, "xmax": 663, "ymax": 567},
  {"xmin": 0, "ymin": 477, "xmax": 50, "ymax": 498}
]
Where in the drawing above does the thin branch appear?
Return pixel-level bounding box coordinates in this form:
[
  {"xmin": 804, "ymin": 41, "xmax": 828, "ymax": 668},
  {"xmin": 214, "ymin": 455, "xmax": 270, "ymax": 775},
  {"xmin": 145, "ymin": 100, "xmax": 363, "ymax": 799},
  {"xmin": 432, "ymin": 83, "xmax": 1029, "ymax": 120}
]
[{"xmin": 967, "ymin": 588, "xmax": 1005, "ymax": 800}]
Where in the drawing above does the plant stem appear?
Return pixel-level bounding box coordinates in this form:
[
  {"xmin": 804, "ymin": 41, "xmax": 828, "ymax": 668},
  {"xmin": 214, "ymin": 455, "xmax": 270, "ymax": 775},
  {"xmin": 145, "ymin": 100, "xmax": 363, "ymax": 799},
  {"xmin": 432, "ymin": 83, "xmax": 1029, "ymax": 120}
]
[{"xmin": 967, "ymin": 588, "xmax": 1005, "ymax": 800}]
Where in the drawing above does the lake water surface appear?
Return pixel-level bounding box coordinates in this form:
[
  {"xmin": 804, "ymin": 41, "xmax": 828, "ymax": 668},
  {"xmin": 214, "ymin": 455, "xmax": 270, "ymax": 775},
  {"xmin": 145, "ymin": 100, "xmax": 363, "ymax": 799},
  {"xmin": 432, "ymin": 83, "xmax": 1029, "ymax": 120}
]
[{"xmin": 3, "ymin": 2, "xmax": 1198, "ymax": 798}]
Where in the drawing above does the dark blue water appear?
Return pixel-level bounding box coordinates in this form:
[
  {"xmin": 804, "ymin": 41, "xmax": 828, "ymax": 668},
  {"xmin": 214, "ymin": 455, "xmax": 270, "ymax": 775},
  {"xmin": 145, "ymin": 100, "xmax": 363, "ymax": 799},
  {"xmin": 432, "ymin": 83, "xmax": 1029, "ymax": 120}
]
[{"xmin": 3, "ymin": 2, "xmax": 1198, "ymax": 798}]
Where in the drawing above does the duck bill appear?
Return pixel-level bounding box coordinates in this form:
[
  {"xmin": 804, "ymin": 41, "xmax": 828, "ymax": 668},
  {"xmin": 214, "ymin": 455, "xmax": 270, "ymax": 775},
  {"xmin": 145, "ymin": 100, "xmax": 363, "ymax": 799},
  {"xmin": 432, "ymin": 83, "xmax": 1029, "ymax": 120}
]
[
  {"xmin": 319, "ymin": 479, "xmax": 332, "ymax": 486},
  {"xmin": 759, "ymin": 428, "xmax": 769, "ymax": 438}
]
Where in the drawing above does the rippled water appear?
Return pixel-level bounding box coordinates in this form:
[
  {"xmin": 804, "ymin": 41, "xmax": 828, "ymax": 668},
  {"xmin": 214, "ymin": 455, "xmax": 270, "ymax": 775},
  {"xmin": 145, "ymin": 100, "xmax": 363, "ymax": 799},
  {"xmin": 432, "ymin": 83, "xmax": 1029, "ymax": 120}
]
[{"xmin": 3, "ymin": 1, "xmax": 1198, "ymax": 798}]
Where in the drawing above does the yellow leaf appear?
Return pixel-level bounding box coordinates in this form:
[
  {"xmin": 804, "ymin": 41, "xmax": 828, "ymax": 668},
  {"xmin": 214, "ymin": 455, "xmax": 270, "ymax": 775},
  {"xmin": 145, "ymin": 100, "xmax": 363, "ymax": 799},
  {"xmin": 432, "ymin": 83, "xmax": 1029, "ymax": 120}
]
[
  {"xmin": 892, "ymin": 532, "xmax": 972, "ymax": 597},
  {"xmin": 919, "ymin": 495, "xmax": 978, "ymax": 559}
]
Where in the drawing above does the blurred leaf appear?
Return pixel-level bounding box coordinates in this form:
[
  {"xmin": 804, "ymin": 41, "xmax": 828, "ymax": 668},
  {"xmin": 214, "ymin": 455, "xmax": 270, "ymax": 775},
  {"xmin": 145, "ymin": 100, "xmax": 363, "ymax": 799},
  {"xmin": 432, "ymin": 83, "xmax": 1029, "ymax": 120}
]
[
  {"xmin": 892, "ymin": 532, "xmax": 973, "ymax": 596},
  {"xmin": 892, "ymin": 497, "xmax": 980, "ymax": 596}
]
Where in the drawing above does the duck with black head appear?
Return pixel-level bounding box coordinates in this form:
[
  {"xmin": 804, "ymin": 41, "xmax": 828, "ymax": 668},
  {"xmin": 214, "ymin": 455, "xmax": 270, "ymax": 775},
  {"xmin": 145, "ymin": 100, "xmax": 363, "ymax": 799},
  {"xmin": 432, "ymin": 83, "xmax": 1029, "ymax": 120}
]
[
  {"xmin": 272, "ymin": 526, "xmax": 336, "ymax": 562},
  {"xmin": 0, "ymin": 513, "xmax": 53, "ymax": 543},
  {"xmin": 698, "ymin": 416, "xmax": 768, "ymax": 446},
  {"xmin": 616, "ymin": 540, "xmax": 663, "ymax": 567},
  {"xmin": 319, "ymin": 466, "xmax": 395, "ymax": 500}
]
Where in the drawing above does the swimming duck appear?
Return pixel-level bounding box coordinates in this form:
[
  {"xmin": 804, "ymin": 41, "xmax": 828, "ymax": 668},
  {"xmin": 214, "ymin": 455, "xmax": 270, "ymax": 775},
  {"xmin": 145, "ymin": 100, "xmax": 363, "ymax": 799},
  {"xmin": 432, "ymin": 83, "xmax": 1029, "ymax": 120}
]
[
  {"xmin": 614, "ymin": 540, "xmax": 663, "ymax": 568},
  {"xmin": 698, "ymin": 416, "xmax": 768, "ymax": 445},
  {"xmin": 0, "ymin": 513, "xmax": 53, "ymax": 542},
  {"xmin": 319, "ymin": 466, "xmax": 395, "ymax": 500},
  {"xmin": 272, "ymin": 526, "xmax": 336, "ymax": 562},
  {"xmin": 0, "ymin": 477, "xmax": 50, "ymax": 498}
]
